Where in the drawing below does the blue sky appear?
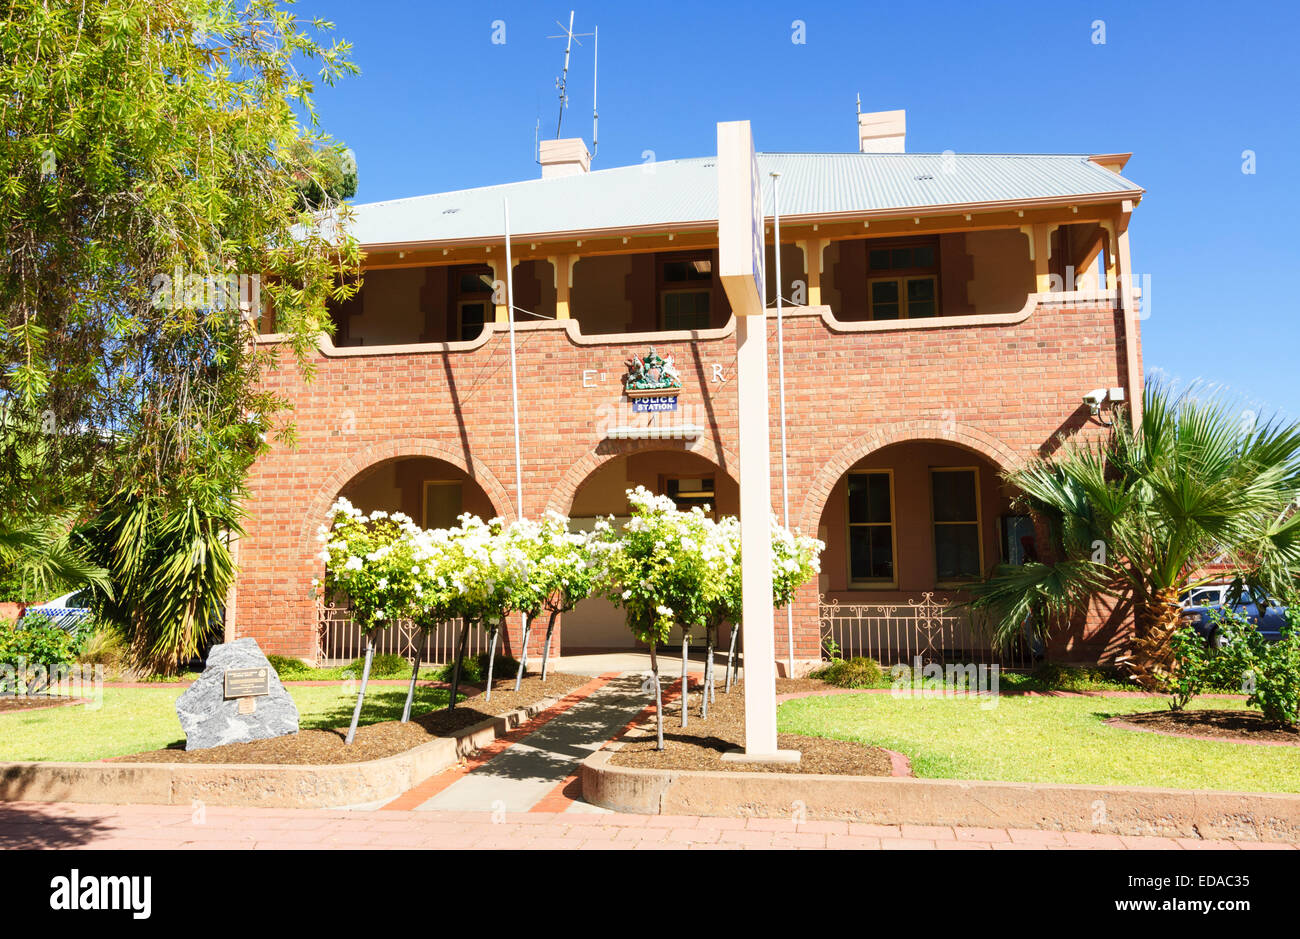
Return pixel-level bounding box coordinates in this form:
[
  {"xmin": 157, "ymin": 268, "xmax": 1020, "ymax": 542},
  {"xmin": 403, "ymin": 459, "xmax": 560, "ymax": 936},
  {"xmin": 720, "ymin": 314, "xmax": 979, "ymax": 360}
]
[{"xmin": 304, "ymin": 0, "xmax": 1299, "ymax": 418}]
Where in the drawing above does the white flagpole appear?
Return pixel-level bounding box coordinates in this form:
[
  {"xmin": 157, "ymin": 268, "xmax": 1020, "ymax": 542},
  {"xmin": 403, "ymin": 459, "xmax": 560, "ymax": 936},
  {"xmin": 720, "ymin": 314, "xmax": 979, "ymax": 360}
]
[
  {"xmin": 503, "ymin": 198, "xmax": 524, "ymax": 518},
  {"xmin": 504, "ymin": 198, "xmax": 530, "ymax": 681},
  {"xmin": 772, "ymin": 172, "xmax": 794, "ymax": 678}
]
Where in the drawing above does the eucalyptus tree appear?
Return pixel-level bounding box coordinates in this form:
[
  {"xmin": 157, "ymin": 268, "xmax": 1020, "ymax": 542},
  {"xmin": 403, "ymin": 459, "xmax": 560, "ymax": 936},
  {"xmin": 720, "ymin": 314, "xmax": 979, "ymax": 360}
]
[
  {"xmin": 1, "ymin": 0, "xmax": 361, "ymax": 668},
  {"xmin": 968, "ymin": 385, "xmax": 1300, "ymax": 688}
]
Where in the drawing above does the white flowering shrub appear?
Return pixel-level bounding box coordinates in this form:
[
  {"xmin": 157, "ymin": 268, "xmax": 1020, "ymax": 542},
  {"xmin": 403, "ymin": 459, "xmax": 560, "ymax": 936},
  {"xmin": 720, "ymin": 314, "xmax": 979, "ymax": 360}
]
[
  {"xmin": 595, "ymin": 487, "xmax": 717, "ymax": 646},
  {"xmin": 317, "ymin": 498, "xmax": 422, "ymax": 635},
  {"xmin": 507, "ymin": 510, "xmax": 604, "ymax": 619}
]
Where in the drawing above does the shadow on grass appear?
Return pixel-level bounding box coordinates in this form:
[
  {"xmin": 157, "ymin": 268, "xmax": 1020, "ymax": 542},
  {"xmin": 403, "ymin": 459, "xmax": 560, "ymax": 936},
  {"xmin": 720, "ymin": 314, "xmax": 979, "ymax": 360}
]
[{"xmin": 298, "ymin": 686, "xmax": 457, "ymax": 733}]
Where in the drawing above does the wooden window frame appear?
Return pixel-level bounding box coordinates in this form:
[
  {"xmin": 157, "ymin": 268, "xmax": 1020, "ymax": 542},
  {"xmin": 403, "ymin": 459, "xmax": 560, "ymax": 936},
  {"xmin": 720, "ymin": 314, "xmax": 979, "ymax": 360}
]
[
  {"xmin": 930, "ymin": 466, "xmax": 985, "ymax": 586},
  {"xmin": 421, "ymin": 480, "xmax": 464, "ymax": 531},
  {"xmin": 656, "ymin": 251, "xmax": 714, "ymax": 331},
  {"xmin": 455, "ymin": 299, "xmax": 490, "ymax": 342},
  {"xmin": 659, "ymin": 474, "xmax": 717, "ymax": 516},
  {"xmin": 865, "ymin": 236, "xmax": 941, "ymax": 321},
  {"xmin": 846, "ymin": 469, "xmax": 899, "ymax": 589}
]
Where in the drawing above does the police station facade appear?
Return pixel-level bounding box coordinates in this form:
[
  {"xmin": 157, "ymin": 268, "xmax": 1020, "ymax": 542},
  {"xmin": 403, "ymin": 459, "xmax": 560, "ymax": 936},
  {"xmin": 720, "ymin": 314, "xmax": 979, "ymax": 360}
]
[{"xmin": 232, "ymin": 114, "xmax": 1146, "ymax": 671}]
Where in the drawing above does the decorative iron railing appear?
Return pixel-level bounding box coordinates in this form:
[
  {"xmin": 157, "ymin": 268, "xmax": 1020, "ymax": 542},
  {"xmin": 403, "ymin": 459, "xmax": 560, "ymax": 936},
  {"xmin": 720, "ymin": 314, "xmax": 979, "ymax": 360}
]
[
  {"xmin": 317, "ymin": 604, "xmax": 489, "ymax": 666},
  {"xmin": 818, "ymin": 592, "xmax": 1032, "ymax": 669}
]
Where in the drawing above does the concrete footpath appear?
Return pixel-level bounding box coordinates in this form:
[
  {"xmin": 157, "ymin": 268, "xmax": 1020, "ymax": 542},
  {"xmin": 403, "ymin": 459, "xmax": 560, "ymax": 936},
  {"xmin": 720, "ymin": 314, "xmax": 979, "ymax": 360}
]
[
  {"xmin": 4, "ymin": 802, "xmax": 1292, "ymax": 850},
  {"xmin": 385, "ymin": 673, "xmax": 652, "ymax": 814}
]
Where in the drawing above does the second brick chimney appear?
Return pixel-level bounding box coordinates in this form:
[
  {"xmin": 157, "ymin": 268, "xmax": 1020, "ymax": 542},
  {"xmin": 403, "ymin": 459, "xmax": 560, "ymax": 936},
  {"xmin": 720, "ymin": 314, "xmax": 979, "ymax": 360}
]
[{"xmin": 539, "ymin": 138, "xmax": 592, "ymax": 178}]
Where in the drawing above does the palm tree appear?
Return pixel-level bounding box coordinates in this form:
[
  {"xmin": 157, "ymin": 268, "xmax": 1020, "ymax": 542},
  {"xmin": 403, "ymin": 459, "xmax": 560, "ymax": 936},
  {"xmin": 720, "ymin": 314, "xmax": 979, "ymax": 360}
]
[
  {"xmin": 77, "ymin": 485, "xmax": 242, "ymax": 673},
  {"xmin": 0, "ymin": 514, "xmax": 111, "ymax": 602},
  {"xmin": 968, "ymin": 384, "xmax": 1300, "ymax": 688}
]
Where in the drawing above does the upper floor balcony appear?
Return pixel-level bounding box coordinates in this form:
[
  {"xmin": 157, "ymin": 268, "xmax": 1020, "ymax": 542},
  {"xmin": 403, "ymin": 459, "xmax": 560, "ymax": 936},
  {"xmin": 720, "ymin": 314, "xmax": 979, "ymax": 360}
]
[
  {"xmin": 258, "ymin": 216, "xmax": 1135, "ymax": 352},
  {"xmin": 257, "ymin": 146, "xmax": 1144, "ymax": 358}
]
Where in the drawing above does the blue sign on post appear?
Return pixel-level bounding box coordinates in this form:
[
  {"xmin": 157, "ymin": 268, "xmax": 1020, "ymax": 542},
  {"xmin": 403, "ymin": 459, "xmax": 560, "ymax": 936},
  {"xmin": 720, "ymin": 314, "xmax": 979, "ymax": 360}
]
[{"xmin": 631, "ymin": 396, "xmax": 678, "ymax": 413}]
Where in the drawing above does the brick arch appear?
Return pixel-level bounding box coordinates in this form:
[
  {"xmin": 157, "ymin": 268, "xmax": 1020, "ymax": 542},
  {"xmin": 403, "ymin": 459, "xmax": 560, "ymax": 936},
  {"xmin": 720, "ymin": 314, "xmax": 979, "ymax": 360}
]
[
  {"xmin": 297, "ymin": 438, "xmax": 516, "ymax": 559},
  {"xmin": 544, "ymin": 437, "xmax": 741, "ymax": 515},
  {"xmin": 797, "ymin": 421, "xmax": 1024, "ymax": 533}
]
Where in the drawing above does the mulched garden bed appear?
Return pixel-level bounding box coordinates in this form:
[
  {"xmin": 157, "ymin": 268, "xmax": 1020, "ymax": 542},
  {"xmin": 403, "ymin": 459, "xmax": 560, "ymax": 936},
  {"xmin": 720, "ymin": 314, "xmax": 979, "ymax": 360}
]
[
  {"xmin": 0, "ymin": 695, "xmax": 85, "ymax": 714},
  {"xmin": 112, "ymin": 672, "xmax": 589, "ymax": 766},
  {"xmin": 608, "ymin": 677, "xmax": 897, "ymax": 776},
  {"xmin": 1107, "ymin": 709, "xmax": 1300, "ymax": 745}
]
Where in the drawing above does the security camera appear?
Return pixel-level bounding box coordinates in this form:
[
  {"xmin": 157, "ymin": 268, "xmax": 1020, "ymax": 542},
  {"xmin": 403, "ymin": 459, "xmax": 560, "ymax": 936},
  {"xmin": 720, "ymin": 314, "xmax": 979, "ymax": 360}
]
[{"xmin": 1082, "ymin": 389, "xmax": 1108, "ymax": 409}]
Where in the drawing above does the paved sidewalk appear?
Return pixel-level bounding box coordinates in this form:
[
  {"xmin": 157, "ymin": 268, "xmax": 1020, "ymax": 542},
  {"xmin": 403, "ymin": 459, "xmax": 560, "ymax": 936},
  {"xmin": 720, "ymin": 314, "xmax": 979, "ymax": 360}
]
[
  {"xmin": 390, "ymin": 673, "xmax": 652, "ymax": 814},
  {"xmin": 2, "ymin": 803, "xmax": 1294, "ymax": 850}
]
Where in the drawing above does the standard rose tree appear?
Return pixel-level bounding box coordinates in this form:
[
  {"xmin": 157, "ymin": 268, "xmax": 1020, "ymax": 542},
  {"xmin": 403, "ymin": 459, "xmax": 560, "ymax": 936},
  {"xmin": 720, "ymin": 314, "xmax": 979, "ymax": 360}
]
[
  {"xmin": 507, "ymin": 511, "xmax": 607, "ymax": 689},
  {"xmin": 317, "ymin": 499, "xmax": 418, "ymax": 744},
  {"xmin": 597, "ymin": 487, "xmax": 715, "ymax": 748},
  {"xmin": 713, "ymin": 515, "xmax": 823, "ymax": 701},
  {"xmin": 438, "ymin": 515, "xmax": 528, "ymax": 706}
]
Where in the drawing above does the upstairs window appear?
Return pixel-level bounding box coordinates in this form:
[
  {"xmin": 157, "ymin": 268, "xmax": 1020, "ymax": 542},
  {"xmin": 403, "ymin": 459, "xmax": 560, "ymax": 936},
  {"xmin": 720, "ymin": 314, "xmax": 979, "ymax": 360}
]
[
  {"xmin": 659, "ymin": 255, "xmax": 713, "ymax": 330},
  {"xmin": 867, "ymin": 239, "xmax": 939, "ymax": 320},
  {"xmin": 454, "ymin": 266, "xmax": 493, "ymax": 341}
]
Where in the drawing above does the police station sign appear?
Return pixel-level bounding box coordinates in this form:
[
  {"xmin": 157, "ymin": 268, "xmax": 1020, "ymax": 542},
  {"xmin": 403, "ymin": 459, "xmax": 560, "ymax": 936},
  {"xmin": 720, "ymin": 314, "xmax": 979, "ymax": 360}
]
[{"xmin": 624, "ymin": 348, "xmax": 682, "ymax": 411}]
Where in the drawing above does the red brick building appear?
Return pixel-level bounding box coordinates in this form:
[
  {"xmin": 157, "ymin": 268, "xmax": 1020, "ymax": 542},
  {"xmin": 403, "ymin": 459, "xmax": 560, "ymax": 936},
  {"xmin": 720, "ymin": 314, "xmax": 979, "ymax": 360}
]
[{"xmin": 233, "ymin": 113, "xmax": 1145, "ymax": 670}]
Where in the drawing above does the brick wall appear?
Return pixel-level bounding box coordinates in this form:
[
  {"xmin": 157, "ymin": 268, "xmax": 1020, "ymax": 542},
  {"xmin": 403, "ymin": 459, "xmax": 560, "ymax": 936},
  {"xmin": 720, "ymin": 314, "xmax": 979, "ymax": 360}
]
[{"xmin": 236, "ymin": 296, "xmax": 1135, "ymax": 664}]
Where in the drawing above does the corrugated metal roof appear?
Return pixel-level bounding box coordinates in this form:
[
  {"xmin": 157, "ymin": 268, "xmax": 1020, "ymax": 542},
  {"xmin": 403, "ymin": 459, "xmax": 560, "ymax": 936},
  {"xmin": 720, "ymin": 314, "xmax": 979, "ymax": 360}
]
[{"xmin": 343, "ymin": 151, "xmax": 1142, "ymax": 247}]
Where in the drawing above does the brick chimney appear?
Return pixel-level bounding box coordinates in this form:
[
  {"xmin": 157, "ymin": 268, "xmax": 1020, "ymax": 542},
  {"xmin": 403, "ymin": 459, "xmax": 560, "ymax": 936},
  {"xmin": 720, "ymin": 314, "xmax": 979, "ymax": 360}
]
[
  {"xmin": 858, "ymin": 109, "xmax": 906, "ymax": 153},
  {"xmin": 539, "ymin": 138, "xmax": 591, "ymax": 178}
]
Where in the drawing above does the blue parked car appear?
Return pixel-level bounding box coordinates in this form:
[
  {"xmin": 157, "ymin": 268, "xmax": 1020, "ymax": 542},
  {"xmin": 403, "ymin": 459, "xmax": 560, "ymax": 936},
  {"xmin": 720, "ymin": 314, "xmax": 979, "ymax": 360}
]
[{"xmin": 1180, "ymin": 587, "xmax": 1289, "ymax": 644}]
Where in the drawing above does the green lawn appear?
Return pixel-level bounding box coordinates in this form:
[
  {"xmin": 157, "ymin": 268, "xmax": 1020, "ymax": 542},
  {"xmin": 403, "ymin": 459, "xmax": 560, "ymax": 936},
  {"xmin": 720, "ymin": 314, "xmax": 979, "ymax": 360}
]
[
  {"xmin": 778, "ymin": 693, "xmax": 1300, "ymax": 793},
  {"xmin": 0, "ymin": 684, "xmax": 454, "ymax": 763}
]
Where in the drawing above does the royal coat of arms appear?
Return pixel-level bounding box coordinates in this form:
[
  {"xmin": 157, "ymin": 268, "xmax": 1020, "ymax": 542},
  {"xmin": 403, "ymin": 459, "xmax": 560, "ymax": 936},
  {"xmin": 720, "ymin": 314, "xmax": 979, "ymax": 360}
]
[{"xmin": 623, "ymin": 347, "xmax": 682, "ymax": 399}]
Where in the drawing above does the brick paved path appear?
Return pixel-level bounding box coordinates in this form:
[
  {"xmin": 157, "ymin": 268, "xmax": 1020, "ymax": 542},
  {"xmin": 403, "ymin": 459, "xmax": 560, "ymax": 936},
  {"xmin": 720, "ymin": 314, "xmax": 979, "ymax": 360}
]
[
  {"xmin": 3, "ymin": 667, "xmax": 1295, "ymax": 850},
  {"xmin": 2, "ymin": 803, "xmax": 1295, "ymax": 850}
]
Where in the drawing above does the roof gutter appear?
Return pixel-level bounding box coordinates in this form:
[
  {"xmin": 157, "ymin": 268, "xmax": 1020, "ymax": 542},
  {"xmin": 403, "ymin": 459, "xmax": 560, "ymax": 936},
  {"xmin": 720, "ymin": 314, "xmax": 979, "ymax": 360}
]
[{"xmin": 355, "ymin": 188, "xmax": 1145, "ymax": 253}]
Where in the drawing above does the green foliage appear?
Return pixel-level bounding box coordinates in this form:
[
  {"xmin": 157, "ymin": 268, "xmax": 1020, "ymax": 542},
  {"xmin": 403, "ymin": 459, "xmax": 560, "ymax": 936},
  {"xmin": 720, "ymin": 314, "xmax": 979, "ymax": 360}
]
[
  {"xmin": 596, "ymin": 487, "xmax": 824, "ymax": 646},
  {"xmin": 0, "ymin": 1, "xmax": 361, "ymax": 655},
  {"xmin": 596, "ymin": 488, "xmax": 716, "ymax": 645},
  {"xmin": 810, "ymin": 656, "xmax": 883, "ymax": 688},
  {"xmin": 431, "ymin": 652, "xmax": 519, "ymax": 685},
  {"xmin": 1166, "ymin": 626, "xmax": 1225, "ymax": 710},
  {"xmin": 1030, "ymin": 662, "xmax": 1130, "ymax": 693},
  {"xmin": 291, "ymin": 141, "xmax": 358, "ymax": 210},
  {"xmin": 0, "ymin": 514, "xmax": 109, "ymax": 602},
  {"xmin": 1, "ymin": 0, "xmax": 363, "ymax": 486},
  {"xmin": 78, "ymin": 486, "xmax": 239, "ymax": 673},
  {"xmin": 0, "ymin": 622, "xmax": 78, "ymax": 669},
  {"xmin": 1216, "ymin": 608, "xmax": 1300, "ymax": 728},
  {"xmin": 265, "ymin": 654, "xmax": 314, "ymax": 680},
  {"xmin": 968, "ymin": 384, "xmax": 1300, "ymax": 653},
  {"xmin": 345, "ymin": 652, "xmax": 412, "ymax": 679},
  {"xmin": 77, "ymin": 624, "xmax": 129, "ymax": 673}
]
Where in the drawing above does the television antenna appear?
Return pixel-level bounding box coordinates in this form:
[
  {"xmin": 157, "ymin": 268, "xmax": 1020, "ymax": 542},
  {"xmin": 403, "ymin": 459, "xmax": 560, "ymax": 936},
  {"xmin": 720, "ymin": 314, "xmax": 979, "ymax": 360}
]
[{"xmin": 547, "ymin": 11, "xmax": 596, "ymax": 143}]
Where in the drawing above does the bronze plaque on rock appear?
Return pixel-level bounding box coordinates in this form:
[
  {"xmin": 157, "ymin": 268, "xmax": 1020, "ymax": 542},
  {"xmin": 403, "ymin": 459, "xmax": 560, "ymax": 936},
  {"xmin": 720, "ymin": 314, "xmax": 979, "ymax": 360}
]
[{"xmin": 224, "ymin": 667, "xmax": 270, "ymax": 699}]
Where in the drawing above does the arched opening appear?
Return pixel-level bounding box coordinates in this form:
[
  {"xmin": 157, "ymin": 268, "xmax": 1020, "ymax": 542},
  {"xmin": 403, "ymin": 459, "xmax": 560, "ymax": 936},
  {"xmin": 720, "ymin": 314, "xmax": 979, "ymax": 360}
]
[
  {"xmin": 814, "ymin": 439, "xmax": 1031, "ymax": 666},
  {"xmin": 337, "ymin": 455, "xmax": 498, "ymax": 528},
  {"xmin": 562, "ymin": 448, "xmax": 739, "ymax": 652},
  {"xmin": 319, "ymin": 455, "xmax": 503, "ymax": 665}
]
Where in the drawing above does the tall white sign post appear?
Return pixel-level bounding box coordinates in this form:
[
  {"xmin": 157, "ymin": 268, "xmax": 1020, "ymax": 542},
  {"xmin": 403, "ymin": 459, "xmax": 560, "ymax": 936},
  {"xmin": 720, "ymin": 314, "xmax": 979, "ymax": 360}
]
[{"xmin": 716, "ymin": 121, "xmax": 799, "ymax": 763}]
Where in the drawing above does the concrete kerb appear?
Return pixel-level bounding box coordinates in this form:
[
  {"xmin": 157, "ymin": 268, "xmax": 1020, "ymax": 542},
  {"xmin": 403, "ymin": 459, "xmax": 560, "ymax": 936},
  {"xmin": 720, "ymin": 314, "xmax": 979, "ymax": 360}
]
[
  {"xmin": 0, "ymin": 695, "xmax": 561, "ymax": 810},
  {"xmin": 579, "ymin": 746, "xmax": 1300, "ymax": 843}
]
